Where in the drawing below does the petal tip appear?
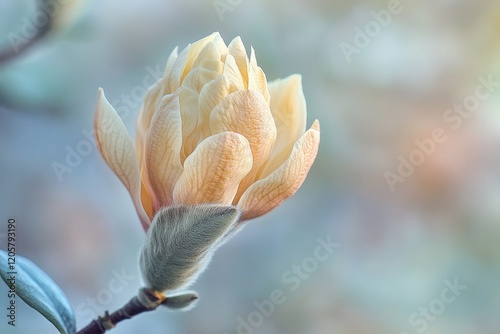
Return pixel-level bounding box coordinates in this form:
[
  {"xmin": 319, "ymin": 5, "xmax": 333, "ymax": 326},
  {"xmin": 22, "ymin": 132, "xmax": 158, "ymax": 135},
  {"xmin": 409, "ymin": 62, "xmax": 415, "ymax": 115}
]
[
  {"xmin": 311, "ymin": 119, "xmax": 320, "ymax": 132},
  {"xmin": 97, "ymin": 87, "xmax": 110, "ymax": 108},
  {"xmin": 290, "ymin": 73, "xmax": 303, "ymax": 82}
]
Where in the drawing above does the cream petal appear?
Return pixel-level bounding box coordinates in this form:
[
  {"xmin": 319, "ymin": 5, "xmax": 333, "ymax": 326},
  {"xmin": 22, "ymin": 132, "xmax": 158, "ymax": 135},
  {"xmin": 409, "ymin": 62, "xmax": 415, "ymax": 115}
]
[
  {"xmin": 192, "ymin": 42, "xmax": 220, "ymax": 69},
  {"xmin": 211, "ymin": 33, "xmax": 229, "ymax": 61},
  {"xmin": 210, "ymin": 90, "xmax": 276, "ymax": 201},
  {"xmin": 145, "ymin": 92, "xmax": 184, "ymax": 209},
  {"xmin": 223, "ymin": 54, "xmax": 245, "ymax": 90},
  {"xmin": 166, "ymin": 44, "xmax": 190, "ymax": 92},
  {"xmin": 182, "ymin": 67, "xmax": 222, "ymax": 93},
  {"xmin": 94, "ymin": 88, "xmax": 150, "ymax": 230},
  {"xmin": 167, "ymin": 32, "xmax": 220, "ymax": 93},
  {"xmin": 184, "ymin": 32, "xmax": 219, "ymax": 71},
  {"xmin": 173, "ymin": 132, "xmax": 253, "ymax": 205},
  {"xmin": 249, "ymin": 47, "xmax": 257, "ymax": 69},
  {"xmin": 199, "ymin": 59, "xmax": 224, "ymax": 73},
  {"xmin": 228, "ymin": 36, "xmax": 249, "ymax": 87},
  {"xmin": 259, "ymin": 74, "xmax": 307, "ymax": 179},
  {"xmin": 248, "ymin": 47, "xmax": 270, "ymax": 103},
  {"xmin": 256, "ymin": 67, "xmax": 270, "ymax": 103},
  {"xmin": 162, "ymin": 46, "xmax": 179, "ymax": 84},
  {"xmin": 182, "ymin": 33, "xmax": 220, "ymax": 82},
  {"xmin": 191, "ymin": 41, "xmax": 224, "ymax": 74},
  {"xmin": 238, "ymin": 120, "xmax": 320, "ymax": 221}
]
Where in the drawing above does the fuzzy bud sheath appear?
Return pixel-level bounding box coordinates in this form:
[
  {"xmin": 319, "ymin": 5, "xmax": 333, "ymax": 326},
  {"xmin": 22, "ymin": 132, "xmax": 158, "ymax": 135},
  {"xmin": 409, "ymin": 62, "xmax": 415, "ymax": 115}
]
[{"xmin": 140, "ymin": 205, "xmax": 240, "ymax": 292}]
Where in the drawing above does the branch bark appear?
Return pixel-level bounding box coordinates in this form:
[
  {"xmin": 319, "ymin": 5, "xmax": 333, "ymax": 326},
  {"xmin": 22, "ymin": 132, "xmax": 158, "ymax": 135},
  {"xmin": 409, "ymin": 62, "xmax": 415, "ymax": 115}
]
[{"xmin": 75, "ymin": 288, "xmax": 167, "ymax": 334}]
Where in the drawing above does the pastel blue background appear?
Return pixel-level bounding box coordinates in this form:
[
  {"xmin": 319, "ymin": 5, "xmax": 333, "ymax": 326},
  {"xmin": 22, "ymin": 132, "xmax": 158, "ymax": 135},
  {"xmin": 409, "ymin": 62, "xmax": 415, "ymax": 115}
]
[{"xmin": 1, "ymin": 0, "xmax": 500, "ymax": 333}]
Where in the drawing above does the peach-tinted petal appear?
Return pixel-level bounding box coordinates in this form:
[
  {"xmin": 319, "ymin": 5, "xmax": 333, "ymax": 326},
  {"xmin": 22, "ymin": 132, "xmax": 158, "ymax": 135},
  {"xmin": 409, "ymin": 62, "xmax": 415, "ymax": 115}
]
[
  {"xmin": 145, "ymin": 92, "xmax": 184, "ymax": 209},
  {"xmin": 139, "ymin": 152, "xmax": 159, "ymax": 220},
  {"xmin": 179, "ymin": 87, "xmax": 200, "ymax": 162},
  {"xmin": 210, "ymin": 90, "xmax": 276, "ymax": 201},
  {"xmin": 238, "ymin": 120, "xmax": 320, "ymax": 221},
  {"xmin": 259, "ymin": 74, "xmax": 307, "ymax": 179},
  {"xmin": 197, "ymin": 75, "xmax": 232, "ymax": 139},
  {"xmin": 94, "ymin": 88, "xmax": 150, "ymax": 229},
  {"xmin": 135, "ymin": 80, "xmax": 163, "ymax": 163},
  {"xmin": 173, "ymin": 132, "xmax": 253, "ymax": 205},
  {"xmin": 140, "ymin": 178, "xmax": 155, "ymax": 219}
]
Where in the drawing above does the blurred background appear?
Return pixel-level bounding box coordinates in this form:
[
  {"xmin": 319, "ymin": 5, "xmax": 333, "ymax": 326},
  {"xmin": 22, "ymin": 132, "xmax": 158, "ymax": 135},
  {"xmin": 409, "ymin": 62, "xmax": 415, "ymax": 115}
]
[{"xmin": 1, "ymin": 0, "xmax": 500, "ymax": 333}]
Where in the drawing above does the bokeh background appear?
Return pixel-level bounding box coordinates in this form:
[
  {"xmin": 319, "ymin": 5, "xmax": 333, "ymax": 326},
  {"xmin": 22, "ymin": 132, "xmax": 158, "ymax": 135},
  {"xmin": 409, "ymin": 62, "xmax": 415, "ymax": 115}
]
[{"xmin": 1, "ymin": 0, "xmax": 500, "ymax": 333}]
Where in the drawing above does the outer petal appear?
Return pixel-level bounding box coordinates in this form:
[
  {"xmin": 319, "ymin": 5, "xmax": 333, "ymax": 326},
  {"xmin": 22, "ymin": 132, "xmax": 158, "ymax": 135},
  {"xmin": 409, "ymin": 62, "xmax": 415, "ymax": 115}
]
[
  {"xmin": 210, "ymin": 90, "xmax": 276, "ymax": 201},
  {"xmin": 94, "ymin": 88, "xmax": 150, "ymax": 229},
  {"xmin": 135, "ymin": 47, "xmax": 181, "ymax": 217},
  {"xmin": 259, "ymin": 74, "xmax": 307, "ymax": 179},
  {"xmin": 162, "ymin": 46, "xmax": 179, "ymax": 85},
  {"xmin": 138, "ymin": 45, "xmax": 179, "ymax": 142},
  {"xmin": 145, "ymin": 92, "xmax": 184, "ymax": 209},
  {"xmin": 167, "ymin": 44, "xmax": 190, "ymax": 92},
  {"xmin": 173, "ymin": 132, "xmax": 253, "ymax": 205},
  {"xmin": 140, "ymin": 170, "xmax": 155, "ymax": 220},
  {"xmin": 135, "ymin": 79, "xmax": 164, "ymax": 163},
  {"xmin": 238, "ymin": 120, "xmax": 320, "ymax": 221}
]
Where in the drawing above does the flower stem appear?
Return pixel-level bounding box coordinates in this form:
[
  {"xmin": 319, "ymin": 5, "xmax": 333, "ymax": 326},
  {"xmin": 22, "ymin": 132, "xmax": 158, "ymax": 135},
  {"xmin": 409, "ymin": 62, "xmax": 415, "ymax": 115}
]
[{"xmin": 75, "ymin": 288, "xmax": 166, "ymax": 334}]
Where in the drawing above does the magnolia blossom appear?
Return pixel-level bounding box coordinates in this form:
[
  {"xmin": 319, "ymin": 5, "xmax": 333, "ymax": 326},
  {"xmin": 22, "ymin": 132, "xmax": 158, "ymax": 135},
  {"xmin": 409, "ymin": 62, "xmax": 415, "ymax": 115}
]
[{"xmin": 94, "ymin": 32, "xmax": 320, "ymax": 231}]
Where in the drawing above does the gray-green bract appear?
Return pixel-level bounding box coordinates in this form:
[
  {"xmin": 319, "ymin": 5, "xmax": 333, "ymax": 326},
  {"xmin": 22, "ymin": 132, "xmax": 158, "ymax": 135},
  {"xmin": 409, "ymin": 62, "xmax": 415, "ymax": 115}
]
[{"xmin": 0, "ymin": 250, "xmax": 76, "ymax": 334}]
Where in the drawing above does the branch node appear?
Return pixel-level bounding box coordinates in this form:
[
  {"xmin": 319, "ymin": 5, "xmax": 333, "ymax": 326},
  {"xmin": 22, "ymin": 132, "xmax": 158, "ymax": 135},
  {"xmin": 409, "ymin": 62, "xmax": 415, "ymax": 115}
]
[{"xmin": 98, "ymin": 311, "xmax": 115, "ymax": 330}]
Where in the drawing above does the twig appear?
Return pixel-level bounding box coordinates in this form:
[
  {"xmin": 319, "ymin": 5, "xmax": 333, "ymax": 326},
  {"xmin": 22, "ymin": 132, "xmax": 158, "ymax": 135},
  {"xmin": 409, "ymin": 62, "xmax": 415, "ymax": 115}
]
[
  {"xmin": 75, "ymin": 288, "xmax": 167, "ymax": 334},
  {"xmin": 0, "ymin": 0, "xmax": 54, "ymax": 64}
]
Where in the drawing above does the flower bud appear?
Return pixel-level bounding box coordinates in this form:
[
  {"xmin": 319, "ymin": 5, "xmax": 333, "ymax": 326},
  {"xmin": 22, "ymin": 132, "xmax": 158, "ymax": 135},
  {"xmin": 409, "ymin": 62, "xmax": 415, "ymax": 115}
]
[{"xmin": 94, "ymin": 33, "xmax": 320, "ymax": 231}]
